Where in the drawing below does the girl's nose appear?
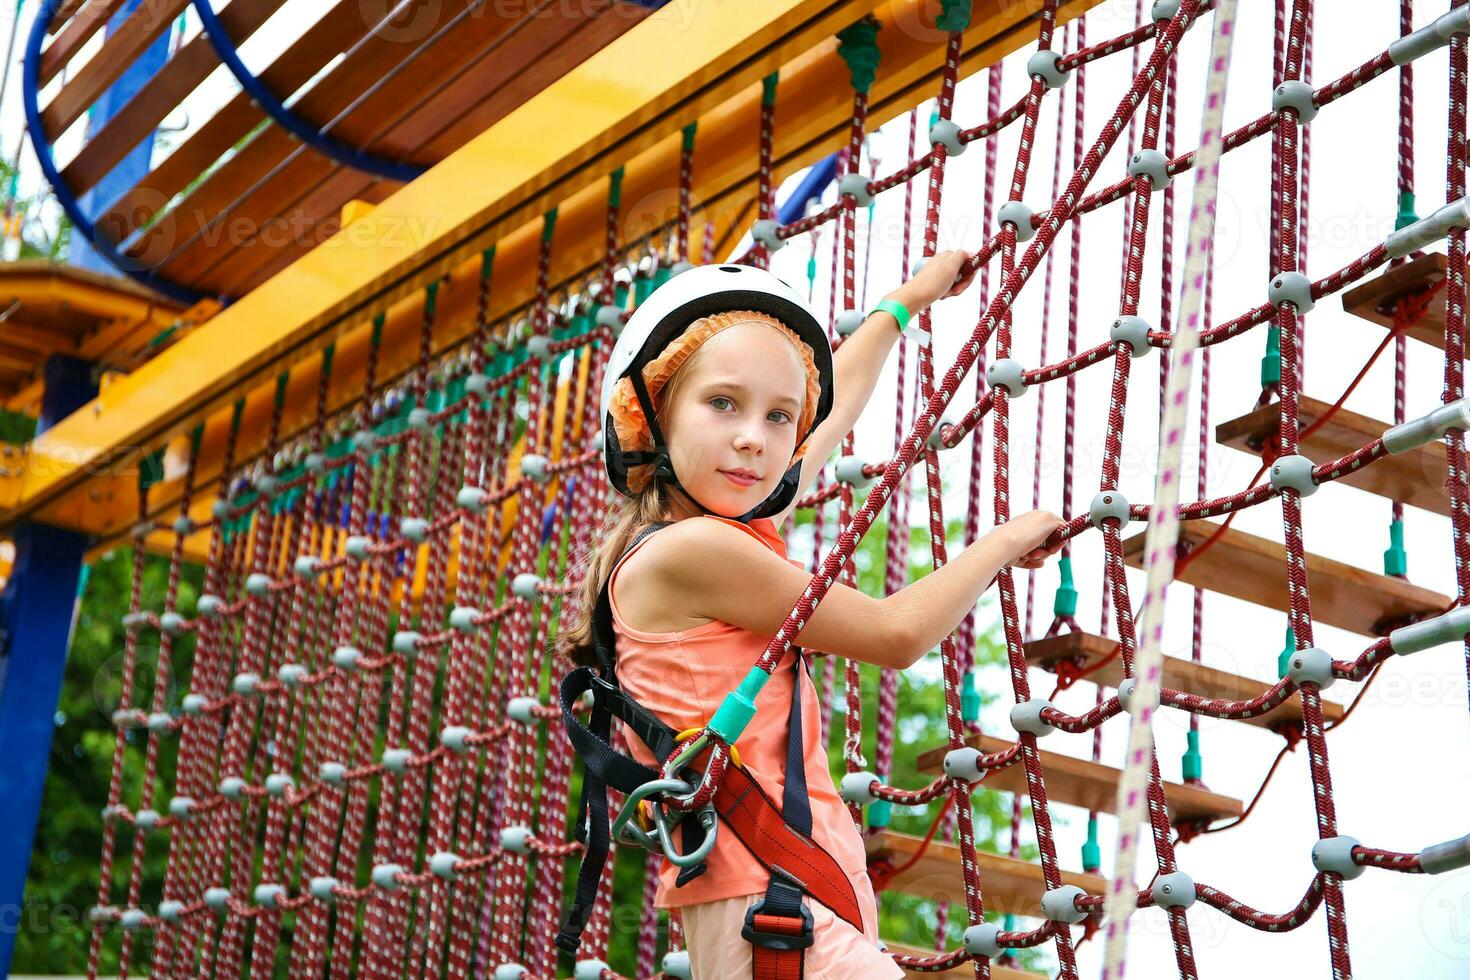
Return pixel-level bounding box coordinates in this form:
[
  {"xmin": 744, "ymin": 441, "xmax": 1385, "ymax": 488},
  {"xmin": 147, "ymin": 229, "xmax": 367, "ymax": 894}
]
[{"xmin": 732, "ymin": 423, "xmax": 765, "ymax": 454}]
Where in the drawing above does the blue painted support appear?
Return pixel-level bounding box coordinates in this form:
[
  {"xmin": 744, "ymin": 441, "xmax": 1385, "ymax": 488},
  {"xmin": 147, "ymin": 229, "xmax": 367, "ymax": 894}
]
[
  {"xmin": 189, "ymin": 0, "xmax": 427, "ymax": 184},
  {"xmin": 0, "ymin": 355, "xmax": 98, "ymax": 976}
]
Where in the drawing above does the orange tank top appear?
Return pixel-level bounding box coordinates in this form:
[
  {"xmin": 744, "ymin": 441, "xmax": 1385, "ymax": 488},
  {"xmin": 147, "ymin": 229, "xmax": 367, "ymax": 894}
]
[{"xmin": 610, "ymin": 514, "xmax": 870, "ymax": 909}]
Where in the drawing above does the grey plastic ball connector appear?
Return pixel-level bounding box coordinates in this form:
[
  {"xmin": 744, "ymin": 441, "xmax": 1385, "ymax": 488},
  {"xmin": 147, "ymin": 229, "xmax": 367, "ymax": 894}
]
[
  {"xmin": 309, "ymin": 876, "xmax": 339, "ymax": 903},
  {"xmin": 507, "ymin": 696, "xmax": 542, "ymax": 725},
  {"xmin": 1089, "ymin": 490, "xmax": 1131, "ymax": 530},
  {"xmin": 670, "ymin": 260, "xmax": 696, "ymax": 277},
  {"xmin": 120, "ymin": 611, "xmax": 148, "ymax": 630},
  {"xmin": 371, "ymin": 863, "xmax": 404, "ymax": 892},
  {"xmin": 277, "ymin": 663, "xmax": 306, "ymax": 688},
  {"xmin": 494, "ymin": 966, "xmax": 529, "ymax": 980},
  {"xmin": 1311, "ymin": 835, "xmax": 1364, "ymax": 880},
  {"xmin": 120, "ymin": 908, "xmax": 149, "ymax": 931},
  {"xmin": 465, "ymin": 371, "xmax": 494, "ymax": 397},
  {"xmin": 520, "ymin": 453, "xmax": 551, "ymax": 484},
  {"xmin": 1286, "ymin": 646, "xmax": 1336, "ymax": 690},
  {"xmin": 1151, "ymin": 0, "xmax": 1180, "ymax": 20},
  {"xmin": 996, "ymin": 200, "xmax": 1037, "ymax": 241},
  {"xmin": 1009, "ymin": 698, "xmax": 1056, "ymax": 737},
  {"xmin": 218, "ymin": 776, "xmax": 247, "ymax": 802},
  {"xmin": 146, "ymin": 712, "xmax": 173, "ymax": 733},
  {"xmin": 595, "ymin": 306, "xmax": 628, "ymax": 339},
  {"xmin": 344, "ymin": 535, "xmax": 372, "ymax": 561},
  {"xmin": 500, "ymin": 824, "xmax": 534, "ymax": 855},
  {"xmin": 353, "ymin": 429, "xmax": 381, "ymax": 454},
  {"xmin": 440, "ymin": 725, "xmax": 473, "ymax": 754},
  {"xmin": 1127, "ymin": 149, "xmax": 1171, "ymax": 190},
  {"xmin": 430, "ymin": 851, "xmax": 462, "ymax": 880},
  {"xmin": 1272, "ymin": 79, "xmax": 1318, "ymax": 123},
  {"xmin": 183, "ymin": 693, "xmax": 208, "ymax": 716},
  {"xmin": 986, "ymin": 358, "xmax": 1028, "ymax": 398},
  {"xmin": 293, "ymin": 555, "xmax": 323, "ymax": 579},
  {"xmin": 135, "ymin": 808, "xmax": 160, "ymax": 832},
  {"xmin": 400, "ymin": 517, "xmax": 429, "ymax": 545},
  {"xmin": 943, "ymin": 747, "xmax": 985, "ymax": 783},
  {"xmin": 157, "ymin": 900, "xmax": 184, "ymax": 924},
  {"xmin": 1110, "ymin": 315, "xmax": 1153, "ymax": 357},
  {"xmin": 88, "ymin": 905, "xmax": 117, "ymax": 925},
  {"xmin": 527, "ymin": 335, "xmax": 554, "ymax": 362},
  {"xmin": 254, "ymin": 884, "xmax": 287, "ymax": 908},
  {"xmin": 256, "ymin": 475, "xmax": 279, "ymax": 498},
  {"xmin": 449, "ymin": 606, "xmax": 481, "ymax": 633},
  {"xmin": 245, "ymin": 572, "xmax": 272, "ymax": 597},
  {"xmin": 834, "ymin": 454, "xmax": 876, "ymax": 489},
  {"xmin": 929, "ymin": 117, "xmax": 966, "ymax": 157},
  {"xmin": 1041, "ymin": 884, "xmax": 1089, "ymax": 923},
  {"xmin": 839, "ymin": 770, "xmax": 882, "ymax": 805},
  {"xmin": 927, "ymin": 414, "xmax": 958, "ymax": 451},
  {"xmin": 319, "ymin": 762, "xmax": 348, "ymax": 787},
  {"xmin": 332, "ymin": 645, "xmax": 362, "ymax": 672},
  {"xmin": 407, "ymin": 407, "xmax": 434, "ymax": 433},
  {"xmin": 232, "ymin": 672, "xmax": 261, "ymax": 697},
  {"xmin": 168, "ymin": 796, "xmax": 195, "ymax": 819},
  {"xmin": 1151, "ymin": 871, "xmax": 1196, "ymax": 909},
  {"xmin": 963, "ymin": 922, "xmax": 1004, "ymax": 959},
  {"xmin": 834, "ymin": 309, "xmax": 865, "ymax": 337},
  {"xmin": 661, "ymin": 950, "xmax": 693, "ymax": 980},
  {"xmin": 304, "ymin": 451, "xmax": 326, "ymax": 475},
  {"xmin": 1115, "ymin": 677, "xmax": 1156, "ymax": 716},
  {"xmin": 457, "ymin": 485, "xmax": 488, "ymax": 514},
  {"xmin": 212, "ymin": 498, "xmax": 231, "ymax": 520},
  {"xmin": 1389, "ymin": 604, "xmax": 1470, "ymax": 655},
  {"xmin": 751, "ymin": 218, "xmax": 786, "ymax": 252},
  {"xmin": 382, "ymin": 748, "xmax": 412, "ymax": 776},
  {"xmin": 265, "ymin": 773, "xmax": 294, "ymax": 798},
  {"xmin": 837, "ymin": 172, "xmax": 874, "ymax": 208},
  {"xmin": 574, "ymin": 960, "xmax": 611, "ymax": 980},
  {"xmin": 512, "ymin": 573, "xmax": 544, "ymax": 602},
  {"xmin": 1269, "ymin": 454, "xmax": 1318, "ymax": 497},
  {"xmin": 173, "ymin": 515, "xmax": 196, "ymax": 535},
  {"xmin": 1026, "ymin": 49, "xmax": 1070, "ymax": 89},
  {"xmin": 392, "ymin": 631, "xmax": 423, "ymax": 659},
  {"xmin": 1268, "ymin": 270, "xmax": 1315, "ymax": 313},
  {"xmin": 203, "ymin": 887, "xmax": 232, "ymax": 911},
  {"xmin": 196, "ymin": 594, "xmax": 223, "ymax": 618}
]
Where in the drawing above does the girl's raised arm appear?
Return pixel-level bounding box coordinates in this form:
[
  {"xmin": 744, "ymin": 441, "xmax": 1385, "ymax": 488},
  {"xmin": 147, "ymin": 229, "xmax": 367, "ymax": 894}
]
[
  {"xmin": 636, "ymin": 509, "xmax": 1061, "ymax": 669},
  {"xmin": 772, "ymin": 248, "xmax": 977, "ymax": 532}
]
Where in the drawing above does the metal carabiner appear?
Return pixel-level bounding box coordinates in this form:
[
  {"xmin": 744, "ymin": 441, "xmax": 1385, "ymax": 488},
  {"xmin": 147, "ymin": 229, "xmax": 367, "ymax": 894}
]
[
  {"xmin": 611, "ymin": 777, "xmax": 694, "ymax": 850},
  {"xmin": 651, "ymin": 801, "xmax": 718, "ymax": 868}
]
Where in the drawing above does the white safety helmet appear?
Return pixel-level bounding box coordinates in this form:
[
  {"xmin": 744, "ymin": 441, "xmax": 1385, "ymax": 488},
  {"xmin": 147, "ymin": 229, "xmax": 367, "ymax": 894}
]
[{"xmin": 599, "ymin": 263, "xmax": 835, "ymax": 521}]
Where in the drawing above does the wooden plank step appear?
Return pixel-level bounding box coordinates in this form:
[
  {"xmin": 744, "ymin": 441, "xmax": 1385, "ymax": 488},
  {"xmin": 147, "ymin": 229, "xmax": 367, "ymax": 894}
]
[
  {"xmin": 886, "ymin": 942, "xmax": 1042, "ymax": 978},
  {"xmin": 866, "ymin": 830, "xmax": 1105, "ymax": 915},
  {"xmin": 1217, "ymin": 395, "xmax": 1451, "ymax": 516},
  {"xmin": 1341, "ymin": 252, "xmax": 1464, "ymax": 351},
  {"xmin": 1025, "ymin": 632, "xmax": 1344, "ymax": 731},
  {"xmin": 1122, "ymin": 521, "xmax": 1449, "ymax": 637},
  {"xmin": 913, "ymin": 734, "xmax": 1244, "ymax": 826}
]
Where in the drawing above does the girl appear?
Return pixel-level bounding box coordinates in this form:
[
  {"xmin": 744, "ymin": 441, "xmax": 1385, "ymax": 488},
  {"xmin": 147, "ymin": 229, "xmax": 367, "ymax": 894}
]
[{"xmin": 557, "ymin": 254, "xmax": 1063, "ymax": 978}]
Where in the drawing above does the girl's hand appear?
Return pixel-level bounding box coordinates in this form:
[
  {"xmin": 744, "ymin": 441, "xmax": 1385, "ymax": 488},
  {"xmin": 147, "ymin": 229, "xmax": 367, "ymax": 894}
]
[
  {"xmin": 1000, "ymin": 510, "xmax": 1065, "ymax": 569},
  {"xmin": 889, "ymin": 248, "xmax": 978, "ymax": 313}
]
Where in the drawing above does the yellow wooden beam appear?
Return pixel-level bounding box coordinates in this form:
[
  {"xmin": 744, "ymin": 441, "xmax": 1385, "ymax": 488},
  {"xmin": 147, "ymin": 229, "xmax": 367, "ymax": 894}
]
[{"xmin": 2, "ymin": 0, "xmax": 1100, "ymax": 539}]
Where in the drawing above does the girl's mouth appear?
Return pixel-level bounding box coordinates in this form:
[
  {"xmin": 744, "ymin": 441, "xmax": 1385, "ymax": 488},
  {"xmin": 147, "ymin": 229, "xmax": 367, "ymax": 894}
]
[{"xmin": 720, "ymin": 470, "xmax": 758, "ymax": 487}]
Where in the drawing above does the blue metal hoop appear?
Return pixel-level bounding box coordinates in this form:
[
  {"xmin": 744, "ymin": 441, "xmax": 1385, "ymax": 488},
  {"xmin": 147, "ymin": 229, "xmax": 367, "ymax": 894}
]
[{"xmin": 189, "ymin": 0, "xmax": 428, "ymax": 184}]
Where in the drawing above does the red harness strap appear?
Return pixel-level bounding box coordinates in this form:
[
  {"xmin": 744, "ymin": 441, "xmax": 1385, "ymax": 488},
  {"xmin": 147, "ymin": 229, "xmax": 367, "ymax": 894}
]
[{"xmin": 707, "ymin": 761, "xmax": 865, "ymax": 977}]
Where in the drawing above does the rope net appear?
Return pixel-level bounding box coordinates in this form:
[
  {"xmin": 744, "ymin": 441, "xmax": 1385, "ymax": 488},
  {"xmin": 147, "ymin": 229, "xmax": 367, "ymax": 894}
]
[{"xmin": 82, "ymin": 0, "xmax": 1470, "ymax": 976}]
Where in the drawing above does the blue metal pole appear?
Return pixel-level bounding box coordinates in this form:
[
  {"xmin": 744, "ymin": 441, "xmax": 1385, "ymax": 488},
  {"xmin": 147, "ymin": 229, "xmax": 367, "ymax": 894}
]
[{"xmin": 0, "ymin": 355, "xmax": 97, "ymax": 976}]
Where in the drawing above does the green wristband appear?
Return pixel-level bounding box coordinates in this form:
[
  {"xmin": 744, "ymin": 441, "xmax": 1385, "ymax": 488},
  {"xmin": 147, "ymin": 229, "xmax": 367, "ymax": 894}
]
[{"xmin": 870, "ymin": 297, "xmax": 911, "ymax": 336}]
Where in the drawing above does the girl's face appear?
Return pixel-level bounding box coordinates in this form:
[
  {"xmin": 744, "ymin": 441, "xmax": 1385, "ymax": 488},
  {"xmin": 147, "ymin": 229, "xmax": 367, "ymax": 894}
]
[{"xmin": 660, "ymin": 322, "xmax": 807, "ymax": 517}]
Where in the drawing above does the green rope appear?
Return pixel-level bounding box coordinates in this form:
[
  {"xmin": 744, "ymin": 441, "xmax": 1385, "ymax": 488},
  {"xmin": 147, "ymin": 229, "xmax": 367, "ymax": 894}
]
[
  {"xmin": 542, "ymin": 207, "xmax": 559, "ymax": 242},
  {"xmin": 1395, "ymin": 191, "xmax": 1419, "ymax": 231},
  {"xmin": 371, "ymin": 311, "xmax": 386, "ymax": 347},
  {"xmin": 1261, "ymin": 324, "xmax": 1282, "ymax": 388},
  {"xmin": 1082, "ymin": 818, "xmax": 1101, "ymax": 872},
  {"xmin": 138, "ymin": 448, "xmax": 166, "ymax": 492},
  {"xmin": 481, "ymin": 244, "xmax": 496, "ymax": 280},
  {"xmin": 681, "ymin": 122, "xmax": 697, "ymax": 152},
  {"xmin": 1053, "ymin": 556, "xmax": 1078, "ymax": 618},
  {"xmin": 936, "ymin": 0, "xmax": 971, "ymax": 32},
  {"xmin": 424, "ymin": 278, "xmax": 440, "ymax": 317},
  {"xmin": 609, "ymin": 168, "xmax": 624, "ymax": 210},
  {"xmin": 1181, "ymin": 730, "xmax": 1202, "ymax": 782},
  {"xmin": 1276, "ymin": 623, "xmax": 1297, "ymax": 678},
  {"xmin": 835, "ymin": 17, "xmax": 881, "ymax": 94},
  {"xmin": 1384, "ymin": 518, "xmax": 1408, "ymax": 576},
  {"xmin": 761, "ymin": 71, "xmax": 779, "ymax": 106}
]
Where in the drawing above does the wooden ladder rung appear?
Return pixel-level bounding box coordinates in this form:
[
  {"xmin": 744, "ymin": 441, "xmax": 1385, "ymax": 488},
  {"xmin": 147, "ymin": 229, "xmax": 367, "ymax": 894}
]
[
  {"xmin": 913, "ymin": 734, "xmax": 1244, "ymax": 826},
  {"xmin": 885, "ymin": 942, "xmax": 1043, "ymax": 978},
  {"xmin": 1341, "ymin": 251, "xmax": 1464, "ymax": 350},
  {"xmin": 1122, "ymin": 521, "xmax": 1449, "ymax": 637},
  {"xmin": 1025, "ymin": 631, "xmax": 1344, "ymax": 731},
  {"xmin": 865, "ymin": 830, "xmax": 1105, "ymax": 914},
  {"xmin": 1217, "ymin": 395, "xmax": 1451, "ymax": 516}
]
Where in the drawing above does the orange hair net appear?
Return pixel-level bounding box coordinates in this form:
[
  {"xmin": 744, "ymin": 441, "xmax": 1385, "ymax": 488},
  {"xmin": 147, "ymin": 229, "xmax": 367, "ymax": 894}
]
[{"xmin": 608, "ymin": 310, "xmax": 823, "ymax": 494}]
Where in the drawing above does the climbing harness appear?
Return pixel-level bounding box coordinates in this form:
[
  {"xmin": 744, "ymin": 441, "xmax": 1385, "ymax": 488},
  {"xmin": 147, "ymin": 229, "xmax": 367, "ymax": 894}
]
[{"xmin": 557, "ymin": 522, "xmax": 866, "ymax": 975}]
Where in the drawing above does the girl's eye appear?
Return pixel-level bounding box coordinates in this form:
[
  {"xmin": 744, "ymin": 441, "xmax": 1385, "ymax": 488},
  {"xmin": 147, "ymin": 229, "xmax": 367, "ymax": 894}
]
[
  {"xmin": 710, "ymin": 396, "xmax": 734, "ymax": 411},
  {"xmin": 768, "ymin": 410, "xmax": 792, "ymax": 424}
]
